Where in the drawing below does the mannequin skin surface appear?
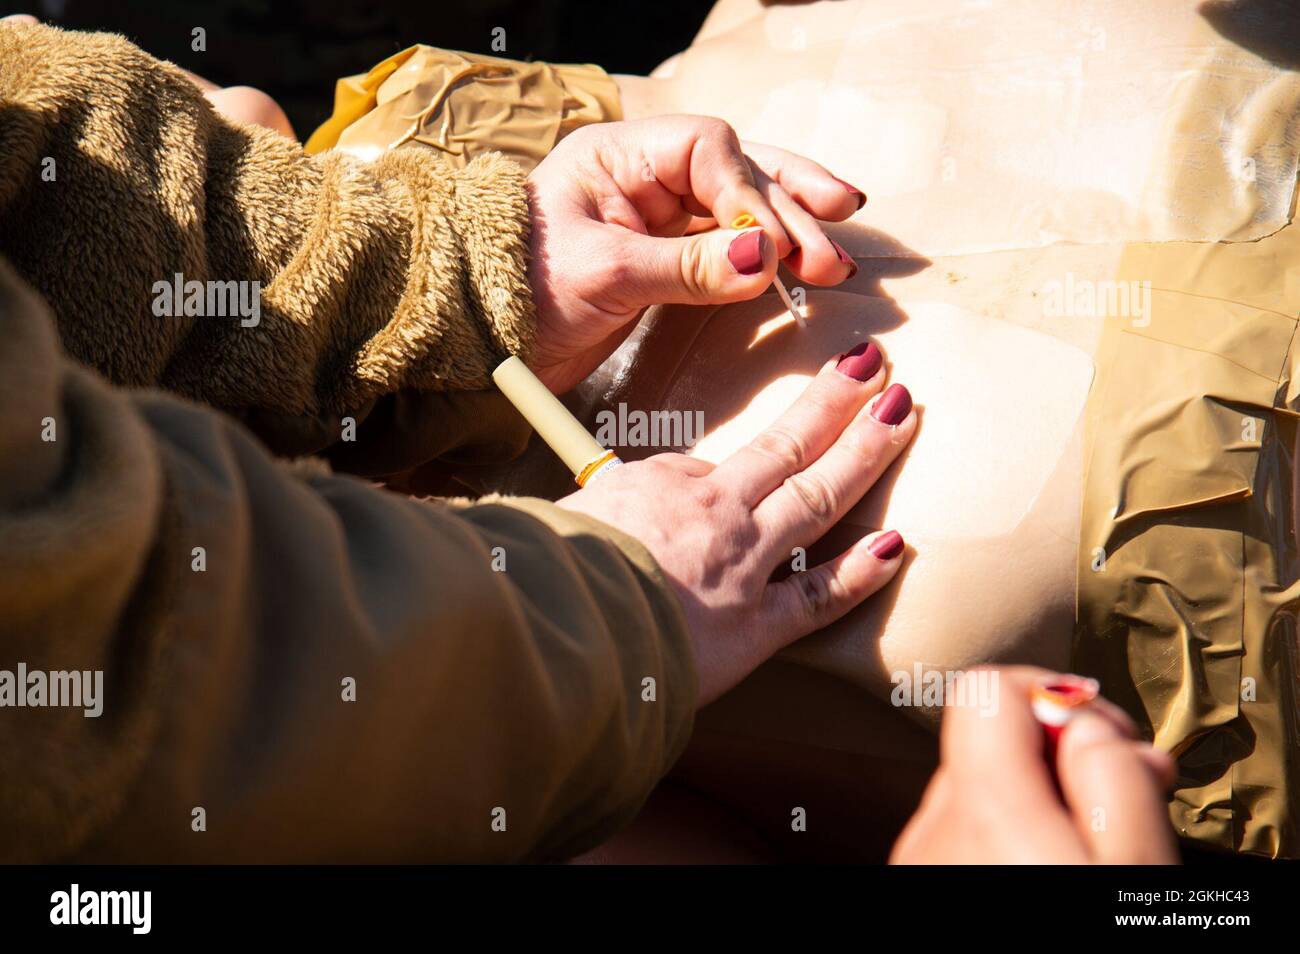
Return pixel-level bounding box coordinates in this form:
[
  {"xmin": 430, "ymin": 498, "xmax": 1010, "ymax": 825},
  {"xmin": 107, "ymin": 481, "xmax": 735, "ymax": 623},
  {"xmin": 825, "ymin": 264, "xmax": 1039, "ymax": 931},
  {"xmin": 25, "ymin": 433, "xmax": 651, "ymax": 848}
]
[
  {"xmin": 553, "ymin": 251, "xmax": 1098, "ymax": 862},
  {"xmin": 605, "ymin": 290, "xmax": 1091, "ymax": 700}
]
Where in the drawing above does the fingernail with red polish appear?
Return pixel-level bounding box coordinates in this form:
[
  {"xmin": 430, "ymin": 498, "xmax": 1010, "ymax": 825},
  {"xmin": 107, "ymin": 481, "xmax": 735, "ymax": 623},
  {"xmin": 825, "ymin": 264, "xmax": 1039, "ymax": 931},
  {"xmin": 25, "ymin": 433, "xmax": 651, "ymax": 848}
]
[
  {"xmin": 728, "ymin": 229, "xmax": 767, "ymax": 275},
  {"xmin": 835, "ymin": 341, "xmax": 882, "ymax": 381},
  {"xmin": 831, "ymin": 239, "xmax": 858, "ymax": 278},
  {"xmin": 868, "ymin": 530, "xmax": 905, "ymax": 561},
  {"xmin": 835, "ymin": 177, "xmax": 867, "ymax": 210},
  {"xmin": 871, "ymin": 383, "xmax": 912, "ymax": 426}
]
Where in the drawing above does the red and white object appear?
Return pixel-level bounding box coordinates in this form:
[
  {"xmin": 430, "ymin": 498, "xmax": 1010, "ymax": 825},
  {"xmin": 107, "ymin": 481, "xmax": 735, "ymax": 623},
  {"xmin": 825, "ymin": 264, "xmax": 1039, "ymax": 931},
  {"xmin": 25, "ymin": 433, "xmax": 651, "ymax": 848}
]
[{"xmin": 1032, "ymin": 676, "xmax": 1100, "ymax": 761}]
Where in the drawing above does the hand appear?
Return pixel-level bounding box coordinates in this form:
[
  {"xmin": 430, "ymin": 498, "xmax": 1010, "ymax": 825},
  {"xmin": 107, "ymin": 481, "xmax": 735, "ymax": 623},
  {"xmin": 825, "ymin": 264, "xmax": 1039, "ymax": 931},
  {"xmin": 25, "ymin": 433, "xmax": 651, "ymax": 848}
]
[
  {"xmin": 526, "ymin": 115, "xmax": 865, "ymax": 393},
  {"xmin": 890, "ymin": 666, "xmax": 1178, "ymax": 864},
  {"xmin": 557, "ymin": 341, "xmax": 915, "ymax": 705}
]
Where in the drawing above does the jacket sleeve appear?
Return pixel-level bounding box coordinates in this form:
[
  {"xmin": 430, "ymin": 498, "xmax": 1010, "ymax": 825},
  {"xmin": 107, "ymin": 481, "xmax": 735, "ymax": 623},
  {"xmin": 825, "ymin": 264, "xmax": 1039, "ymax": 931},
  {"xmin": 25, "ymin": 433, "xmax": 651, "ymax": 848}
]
[
  {"xmin": 0, "ymin": 21, "xmax": 535, "ymax": 467},
  {"xmin": 0, "ymin": 261, "xmax": 696, "ymax": 863}
]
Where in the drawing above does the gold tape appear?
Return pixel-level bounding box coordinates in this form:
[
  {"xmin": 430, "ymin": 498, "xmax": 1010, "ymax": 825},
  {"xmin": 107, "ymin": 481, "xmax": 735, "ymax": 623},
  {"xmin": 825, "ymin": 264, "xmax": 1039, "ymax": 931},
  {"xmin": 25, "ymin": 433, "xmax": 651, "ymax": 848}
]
[
  {"xmin": 576, "ymin": 449, "xmax": 622, "ymax": 487},
  {"xmin": 304, "ymin": 45, "xmax": 622, "ymax": 171},
  {"xmin": 1075, "ymin": 224, "xmax": 1300, "ymax": 858}
]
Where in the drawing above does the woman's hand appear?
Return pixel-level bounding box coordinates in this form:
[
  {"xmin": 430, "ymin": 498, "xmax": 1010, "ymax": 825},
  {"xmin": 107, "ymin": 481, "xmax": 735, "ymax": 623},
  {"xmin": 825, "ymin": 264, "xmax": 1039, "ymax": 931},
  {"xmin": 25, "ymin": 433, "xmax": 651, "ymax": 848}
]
[
  {"xmin": 891, "ymin": 667, "xmax": 1178, "ymax": 864},
  {"xmin": 558, "ymin": 341, "xmax": 914, "ymax": 705},
  {"xmin": 526, "ymin": 115, "xmax": 865, "ymax": 393}
]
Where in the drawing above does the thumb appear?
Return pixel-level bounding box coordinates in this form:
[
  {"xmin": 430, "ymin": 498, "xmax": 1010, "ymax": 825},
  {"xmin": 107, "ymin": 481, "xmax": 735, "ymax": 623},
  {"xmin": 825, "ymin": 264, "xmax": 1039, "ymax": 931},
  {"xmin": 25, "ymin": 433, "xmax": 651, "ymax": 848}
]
[
  {"xmin": 620, "ymin": 226, "xmax": 777, "ymax": 308},
  {"xmin": 1056, "ymin": 711, "xmax": 1178, "ymax": 864}
]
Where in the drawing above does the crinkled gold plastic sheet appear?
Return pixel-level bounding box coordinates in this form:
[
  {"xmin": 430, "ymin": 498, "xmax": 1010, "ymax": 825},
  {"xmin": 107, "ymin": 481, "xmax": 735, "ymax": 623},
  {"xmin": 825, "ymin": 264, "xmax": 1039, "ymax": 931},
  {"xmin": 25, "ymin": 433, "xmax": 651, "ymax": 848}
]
[
  {"xmin": 304, "ymin": 45, "xmax": 621, "ymax": 170},
  {"xmin": 1076, "ymin": 223, "xmax": 1300, "ymax": 858}
]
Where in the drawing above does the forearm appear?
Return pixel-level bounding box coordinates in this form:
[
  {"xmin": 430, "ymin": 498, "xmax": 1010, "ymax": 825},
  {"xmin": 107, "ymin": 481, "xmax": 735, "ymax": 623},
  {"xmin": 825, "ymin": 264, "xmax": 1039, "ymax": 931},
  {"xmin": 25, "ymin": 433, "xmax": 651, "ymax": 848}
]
[
  {"xmin": 0, "ymin": 21, "xmax": 535, "ymax": 463},
  {"xmin": 0, "ymin": 263, "xmax": 694, "ymax": 863}
]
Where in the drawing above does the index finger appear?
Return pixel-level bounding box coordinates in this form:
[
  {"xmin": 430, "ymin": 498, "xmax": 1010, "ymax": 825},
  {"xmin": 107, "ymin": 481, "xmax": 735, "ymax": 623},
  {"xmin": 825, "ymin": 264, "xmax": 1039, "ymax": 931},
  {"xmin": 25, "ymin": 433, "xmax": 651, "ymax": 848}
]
[
  {"xmin": 631, "ymin": 115, "xmax": 796, "ymax": 257},
  {"xmin": 710, "ymin": 342, "xmax": 887, "ymax": 508},
  {"xmin": 741, "ymin": 141, "xmax": 865, "ymax": 221}
]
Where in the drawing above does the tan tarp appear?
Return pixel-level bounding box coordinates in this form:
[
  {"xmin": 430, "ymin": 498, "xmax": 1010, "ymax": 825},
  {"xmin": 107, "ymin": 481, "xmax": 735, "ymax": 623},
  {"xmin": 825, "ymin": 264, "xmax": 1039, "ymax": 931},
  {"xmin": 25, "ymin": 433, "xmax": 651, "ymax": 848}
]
[
  {"xmin": 305, "ymin": 45, "xmax": 621, "ymax": 171},
  {"xmin": 1076, "ymin": 225, "xmax": 1300, "ymax": 858}
]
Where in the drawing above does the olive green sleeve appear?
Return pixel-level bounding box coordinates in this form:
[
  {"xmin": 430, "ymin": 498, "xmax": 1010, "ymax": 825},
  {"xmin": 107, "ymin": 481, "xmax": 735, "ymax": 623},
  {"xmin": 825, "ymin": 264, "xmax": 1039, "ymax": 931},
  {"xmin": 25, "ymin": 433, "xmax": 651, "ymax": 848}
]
[{"xmin": 0, "ymin": 262, "xmax": 695, "ymax": 863}]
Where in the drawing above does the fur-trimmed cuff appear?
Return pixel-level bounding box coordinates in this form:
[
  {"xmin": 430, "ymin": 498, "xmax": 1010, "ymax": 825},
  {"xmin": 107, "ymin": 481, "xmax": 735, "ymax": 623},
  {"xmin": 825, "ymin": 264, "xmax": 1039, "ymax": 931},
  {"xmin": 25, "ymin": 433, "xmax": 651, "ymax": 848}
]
[
  {"xmin": 362, "ymin": 148, "xmax": 537, "ymax": 395},
  {"xmin": 448, "ymin": 152, "xmax": 536, "ymax": 368}
]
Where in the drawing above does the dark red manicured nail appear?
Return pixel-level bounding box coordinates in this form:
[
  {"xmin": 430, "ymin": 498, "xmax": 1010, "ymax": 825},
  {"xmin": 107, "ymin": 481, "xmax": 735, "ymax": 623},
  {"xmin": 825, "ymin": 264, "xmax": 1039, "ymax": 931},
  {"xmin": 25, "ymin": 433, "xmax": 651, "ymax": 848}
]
[
  {"xmin": 728, "ymin": 229, "xmax": 767, "ymax": 275},
  {"xmin": 868, "ymin": 530, "xmax": 904, "ymax": 561},
  {"xmin": 871, "ymin": 383, "xmax": 912, "ymax": 426},
  {"xmin": 835, "ymin": 341, "xmax": 882, "ymax": 381},
  {"xmin": 835, "ymin": 177, "xmax": 867, "ymax": 209},
  {"xmin": 831, "ymin": 239, "xmax": 858, "ymax": 278}
]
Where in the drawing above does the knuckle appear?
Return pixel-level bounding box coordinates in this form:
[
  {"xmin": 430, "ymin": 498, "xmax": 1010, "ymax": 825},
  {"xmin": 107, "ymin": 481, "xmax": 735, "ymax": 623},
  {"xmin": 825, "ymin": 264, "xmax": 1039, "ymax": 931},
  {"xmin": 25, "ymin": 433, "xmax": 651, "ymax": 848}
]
[
  {"xmin": 837, "ymin": 424, "xmax": 885, "ymax": 466},
  {"xmin": 798, "ymin": 387, "xmax": 839, "ymax": 423},
  {"xmin": 1067, "ymin": 723, "xmax": 1126, "ymax": 759},
  {"xmin": 760, "ymin": 150, "xmax": 788, "ymax": 181},
  {"xmin": 550, "ymin": 123, "xmax": 596, "ymax": 163},
  {"xmin": 566, "ymin": 122, "xmax": 598, "ymax": 146},
  {"xmin": 641, "ymin": 455, "xmax": 684, "ymax": 481},
  {"xmin": 791, "ymin": 567, "xmax": 838, "ymax": 622},
  {"xmin": 696, "ymin": 115, "xmax": 737, "ymax": 143},
  {"xmin": 677, "ymin": 240, "xmax": 710, "ymax": 299},
  {"xmin": 783, "ymin": 470, "xmax": 838, "ymax": 524},
  {"xmin": 598, "ymin": 240, "xmax": 638, "ymax": 291},
  {"xmin": 688, "ymin": 478, "xmax": 724, "ymax": 511},
  {"xmin": 750, "ymin": 425, "xmax": 811, "ymax": 474},
  {"xmin": 577, "ymin": 121, "xmax": 616, "ymax": 155}
]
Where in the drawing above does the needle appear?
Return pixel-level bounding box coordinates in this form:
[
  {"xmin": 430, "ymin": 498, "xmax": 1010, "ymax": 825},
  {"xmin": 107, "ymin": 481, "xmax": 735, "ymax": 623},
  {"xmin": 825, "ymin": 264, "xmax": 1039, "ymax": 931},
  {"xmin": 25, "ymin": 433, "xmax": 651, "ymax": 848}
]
[{"xmin": 730, "ymin": 214, "xmax": 806, "ymax": 329}]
